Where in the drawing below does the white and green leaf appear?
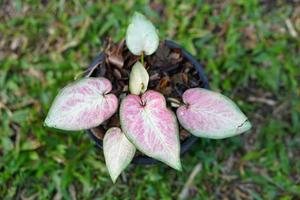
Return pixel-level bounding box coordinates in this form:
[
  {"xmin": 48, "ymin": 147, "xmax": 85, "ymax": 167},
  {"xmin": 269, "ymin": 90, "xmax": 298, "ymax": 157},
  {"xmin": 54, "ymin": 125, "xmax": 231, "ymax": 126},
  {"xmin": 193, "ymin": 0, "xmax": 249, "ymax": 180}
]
[
  {"xmin": 129, "ymin": 61, "xmax": 149, "ymax": 95},
  {"xmin": 103, "ymin": 127, "xmax": 136, "ymax": 183},
  {"xmin": 126, "ymin": 12, "xmax": 159, "ymax": 55}
]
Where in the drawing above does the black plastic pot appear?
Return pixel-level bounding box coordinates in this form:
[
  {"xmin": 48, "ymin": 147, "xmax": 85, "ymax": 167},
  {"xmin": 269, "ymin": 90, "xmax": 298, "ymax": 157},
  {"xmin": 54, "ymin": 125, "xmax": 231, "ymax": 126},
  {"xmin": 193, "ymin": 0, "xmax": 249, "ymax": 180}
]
[{"xmin": 86, "ymin": 40, "xmax": 209, "ymax": 165}]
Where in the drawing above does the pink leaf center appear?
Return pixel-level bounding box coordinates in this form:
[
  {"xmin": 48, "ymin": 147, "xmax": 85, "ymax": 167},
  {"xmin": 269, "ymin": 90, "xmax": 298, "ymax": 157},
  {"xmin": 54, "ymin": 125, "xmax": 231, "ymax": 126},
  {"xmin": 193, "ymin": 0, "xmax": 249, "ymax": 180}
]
[
  {"xmin": 120, "ymin": 90, "xmax": 181, "ymax": 170},
  {"xmin": 45, "ymin": 77, "xmax": 118, "ymax": 131},
  {"xmin": 177, "ymin": 88, "xmax": 251, "ymax": 139}
]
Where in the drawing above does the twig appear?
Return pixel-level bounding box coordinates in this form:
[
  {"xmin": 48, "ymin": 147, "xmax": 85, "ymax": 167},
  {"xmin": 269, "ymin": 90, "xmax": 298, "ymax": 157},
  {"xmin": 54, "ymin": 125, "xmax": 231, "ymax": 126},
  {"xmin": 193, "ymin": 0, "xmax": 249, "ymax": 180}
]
[
  {"xmin": 179, "ymin": 163, "xmax": 202, "ymax": 200},
  {"xmin": 248, "ymin": 96, "xmax": 276, "ymax": 106},
  {"xmin": 285, "ymin": 18, "xmax": 298, "ymax": 38}
]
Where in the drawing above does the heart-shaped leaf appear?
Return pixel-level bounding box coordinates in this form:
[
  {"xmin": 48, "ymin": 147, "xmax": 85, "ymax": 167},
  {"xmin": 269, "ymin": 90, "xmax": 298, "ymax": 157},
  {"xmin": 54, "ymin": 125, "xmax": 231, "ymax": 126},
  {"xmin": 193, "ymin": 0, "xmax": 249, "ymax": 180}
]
[
  {"xmin": 126, "ymin": 12, "xmax": 159, "ymax": 55},
  {"xmin": 120, "ymin": 90, "xmax": 181, "ymax": 170},
  {"xmin": 44, "ymin": 77, "xmax": 118, "ymax": 131},
  {"xmin": 177, "ymin": 88, "xmax": 251, "ymax": 139},
  {"xmin": 103, "ymin": 127, "xmax": 136, "ymax": 183},
  {"xmin": 129, "ymin": 61, "xmax": 149, "ymax": 95}
]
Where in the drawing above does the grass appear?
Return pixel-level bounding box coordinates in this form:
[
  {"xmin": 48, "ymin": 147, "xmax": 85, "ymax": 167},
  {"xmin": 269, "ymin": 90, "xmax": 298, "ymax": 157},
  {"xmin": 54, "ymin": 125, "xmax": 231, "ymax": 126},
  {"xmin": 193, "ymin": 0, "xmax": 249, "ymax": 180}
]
[{"xmin": 0, "ymin": 0, "xmax": 299, "ymax": 199}]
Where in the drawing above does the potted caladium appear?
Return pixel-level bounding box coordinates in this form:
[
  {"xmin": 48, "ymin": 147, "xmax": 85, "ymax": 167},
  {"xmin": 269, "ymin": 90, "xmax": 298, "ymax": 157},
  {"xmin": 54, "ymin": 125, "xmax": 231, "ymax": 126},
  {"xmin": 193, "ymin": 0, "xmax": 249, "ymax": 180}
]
[{"xmin": 45, "ymin": 12, "xmax": 251, "ymax": 183}]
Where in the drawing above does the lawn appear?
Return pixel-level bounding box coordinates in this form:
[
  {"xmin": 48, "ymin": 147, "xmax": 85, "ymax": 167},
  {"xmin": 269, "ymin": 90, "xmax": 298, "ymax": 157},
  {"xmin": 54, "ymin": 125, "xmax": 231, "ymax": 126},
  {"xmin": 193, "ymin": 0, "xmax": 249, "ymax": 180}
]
[{"xmin": 0, "ymin": 0, "xmax": 299, "ymax": 199}]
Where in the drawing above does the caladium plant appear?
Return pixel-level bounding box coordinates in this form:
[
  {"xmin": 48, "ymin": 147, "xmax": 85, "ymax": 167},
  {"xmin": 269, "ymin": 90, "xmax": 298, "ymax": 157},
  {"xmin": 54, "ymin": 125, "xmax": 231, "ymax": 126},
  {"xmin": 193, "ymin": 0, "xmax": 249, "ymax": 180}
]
[{"xmin": 45, "ymin": 12, "xmax": 251, "ymax": 182}]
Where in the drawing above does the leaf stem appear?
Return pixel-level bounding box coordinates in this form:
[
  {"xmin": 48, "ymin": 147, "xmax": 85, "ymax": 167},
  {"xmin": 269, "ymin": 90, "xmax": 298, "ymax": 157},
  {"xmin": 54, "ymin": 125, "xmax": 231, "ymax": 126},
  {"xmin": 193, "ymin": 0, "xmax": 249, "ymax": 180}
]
[{"xmin": 140, "ymin": 52, "xmax": 144, "ymax": 65}]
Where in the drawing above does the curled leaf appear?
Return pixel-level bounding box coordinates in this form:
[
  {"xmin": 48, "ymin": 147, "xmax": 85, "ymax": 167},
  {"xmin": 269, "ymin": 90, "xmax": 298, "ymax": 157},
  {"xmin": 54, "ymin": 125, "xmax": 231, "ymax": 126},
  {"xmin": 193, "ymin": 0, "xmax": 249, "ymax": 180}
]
[
  {"xmin": 126, "ymin": 12, "xmax": 159, "ymax": 55},
  {"xmin": 129, "ymin": 61, "xmax": 149, "ymax": 95},
  {"xmin": 120, "ymin": 90, "xmax": 181, "ymax": 170},
  {"xmin": 177, "ymin": 88, "xmax": 252, "ymax": 139},
  {"xmin": 44, "ymin": 78, "xmax": 118, "ymax": 131},
  {"xmin": 103, "ymin": 127, "xmax": 136, "ymax": 183}
]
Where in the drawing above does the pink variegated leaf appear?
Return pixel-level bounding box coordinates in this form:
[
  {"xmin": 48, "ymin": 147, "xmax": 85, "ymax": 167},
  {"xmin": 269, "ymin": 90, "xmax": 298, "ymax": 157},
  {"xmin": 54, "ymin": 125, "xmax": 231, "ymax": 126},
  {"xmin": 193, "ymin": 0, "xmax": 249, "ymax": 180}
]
[
  {"xmin": 44, "ymin": 77, "xmax": 118, "ymax": 131},
  {"xmin": 120, "ymin": 90, "xmax": 181, "ymax": 170},
  {"xmin": 177, "ymin": 88, "xmax": 251, "ymax": 139},
  {"xmin": 103, "ymin": 127, "xmax": 136, "ymax": 183}
]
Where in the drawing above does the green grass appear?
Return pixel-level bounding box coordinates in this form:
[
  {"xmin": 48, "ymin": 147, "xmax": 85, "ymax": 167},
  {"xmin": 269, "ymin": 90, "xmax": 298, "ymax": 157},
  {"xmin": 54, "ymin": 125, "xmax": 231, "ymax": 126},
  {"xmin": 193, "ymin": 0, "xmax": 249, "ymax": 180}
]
[{"xmin": 0, "ymin": 0, "xmax": 299, "ymax": 199}]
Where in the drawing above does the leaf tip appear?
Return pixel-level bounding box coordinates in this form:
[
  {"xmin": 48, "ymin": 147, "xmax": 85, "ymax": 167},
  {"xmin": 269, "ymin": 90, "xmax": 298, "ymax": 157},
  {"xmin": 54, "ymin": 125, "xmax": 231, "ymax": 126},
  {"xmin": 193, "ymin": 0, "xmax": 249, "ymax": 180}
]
[
  {"xmin": 174, "ymin": 160, "xmax": 182, "ymax": 171},
  {"xmin": 110, "ymin": 173, "xmax": 119, "ymax": 184},
  {"xmin": 133, "ymin": 11, "xmax": 144, "ymax": 19},
  {"xmin": 237, "ymin": 119, "xmax": 252, "ymax": 134},
  {"xmin": 43, "ymin": 116, "xmax": 53, "ymax": 128}
]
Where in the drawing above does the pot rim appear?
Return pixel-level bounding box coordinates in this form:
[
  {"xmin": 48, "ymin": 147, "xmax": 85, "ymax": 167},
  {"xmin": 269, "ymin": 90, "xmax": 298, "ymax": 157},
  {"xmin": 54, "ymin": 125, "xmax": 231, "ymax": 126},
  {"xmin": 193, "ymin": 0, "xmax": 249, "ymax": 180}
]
[{"xmin": 86, "ymin": 39, "xmax": 209, "ymax": 165}]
